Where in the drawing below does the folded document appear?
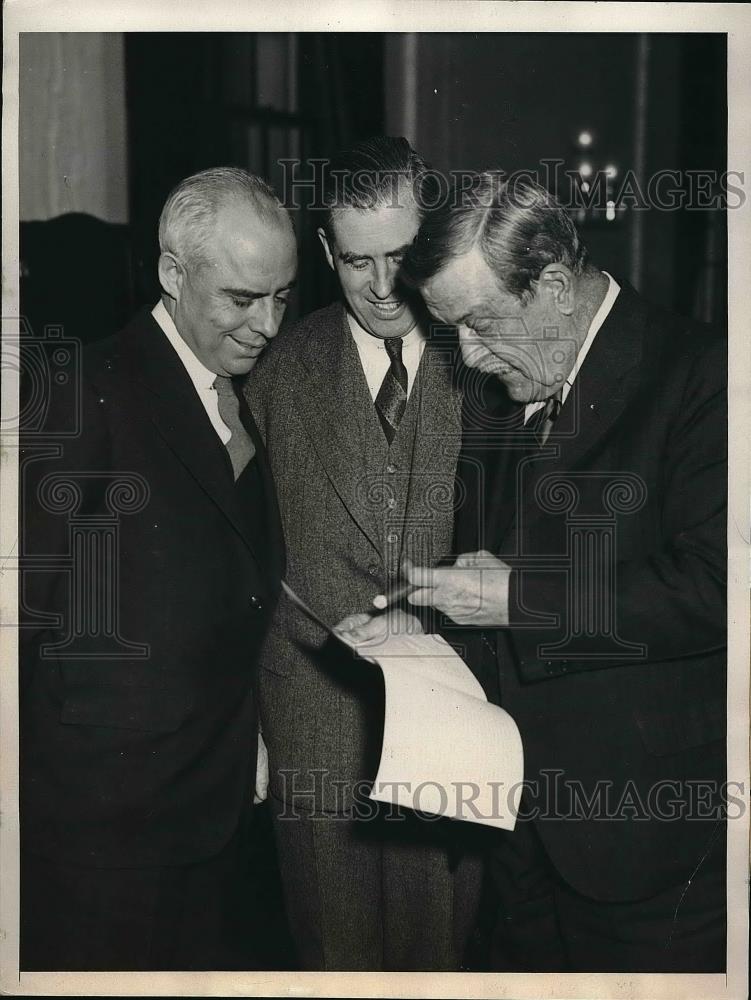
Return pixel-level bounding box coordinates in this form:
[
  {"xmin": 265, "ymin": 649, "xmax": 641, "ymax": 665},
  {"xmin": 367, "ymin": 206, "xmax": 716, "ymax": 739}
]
[{"xmin": 351, "ymin": 632, "xmax": 523, "ymax": 830}]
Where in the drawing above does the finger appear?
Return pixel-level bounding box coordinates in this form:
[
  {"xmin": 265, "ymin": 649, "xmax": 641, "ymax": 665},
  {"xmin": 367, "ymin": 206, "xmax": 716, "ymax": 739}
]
[
  {"xmin": 456, "ymin": 550, "xmax": 494, "ymax": 567},
  {"xmin": 348, "ymin": 621, "xmax": 387, "ymax": 644},
  {"xmin": 407, "ymin": 587, "xmax": 436, "ymax": 607},
  {"xmin": 335, "ymin": 612, "xmax": 373, "ymax": 633},
  {"xmin": 454, "ymin": 552, "xmax": 476, "ymax": 568},
  {"xmin": 405, "ymin": 563, "xmax": 437, "ymax": 588}
]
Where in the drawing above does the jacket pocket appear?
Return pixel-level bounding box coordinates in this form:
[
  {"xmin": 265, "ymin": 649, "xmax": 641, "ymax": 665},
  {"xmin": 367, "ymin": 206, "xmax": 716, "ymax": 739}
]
[
  {"xmin": 60, "ymin": 683, "xmax": 193, "ymax": 733},
  {"xmin": 634, "ymin": 702, "xmax": 726, "ymax": 757}
]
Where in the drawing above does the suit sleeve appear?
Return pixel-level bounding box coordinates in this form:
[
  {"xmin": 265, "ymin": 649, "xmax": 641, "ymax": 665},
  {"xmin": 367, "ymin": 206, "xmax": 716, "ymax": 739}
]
[{"xmin": 508, "ymin": 335, "xmax": 727, "ymax": 682}]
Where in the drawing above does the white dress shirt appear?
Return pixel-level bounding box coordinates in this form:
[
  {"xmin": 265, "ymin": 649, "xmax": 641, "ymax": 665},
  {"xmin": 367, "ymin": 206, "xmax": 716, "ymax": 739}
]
[
  {"xmin": 347, "ymin": 312, "xmax": 427, "ymax": 401},
  {"xmin": 524, "ymin": 272, "xmax": 621, "ymax": 424},
  {"xmin": 152, "ymin": 300, "xmax": 231, "ymax": 444}
]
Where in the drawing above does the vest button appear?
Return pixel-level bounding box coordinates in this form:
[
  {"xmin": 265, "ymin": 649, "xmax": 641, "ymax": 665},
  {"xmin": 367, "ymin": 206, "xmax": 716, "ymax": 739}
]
[
  {"xmin": 368, "ymin": 563, "xmax": 379, "ymax": 576},
  {"xmin": 387, "ymin": 532, "xmax": 399, "ymax": 544},
  {"xmin": 387, "ymin": 497, "xmax": 396, "ymax": 509},
  {"xmin": 386, "ymin": 464, "xmax": 397, "ymax": 474},
  {"xmin": 250, "ymin": 595, "xmax": 264, "ymax": 611}
]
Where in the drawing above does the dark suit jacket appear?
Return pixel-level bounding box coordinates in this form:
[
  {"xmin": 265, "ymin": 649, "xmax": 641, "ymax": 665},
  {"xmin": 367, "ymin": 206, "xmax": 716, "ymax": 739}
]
[
  {"xmin": 454, "ymin": 282, "xmax": 726, "ymax": 902},
  {"xmin": 246, "ymin": 303, "xmax": 463, "ymax": 810},
  {"xmin": 20, "ymin": 309, "xmax": 284, "ymax": 868}
]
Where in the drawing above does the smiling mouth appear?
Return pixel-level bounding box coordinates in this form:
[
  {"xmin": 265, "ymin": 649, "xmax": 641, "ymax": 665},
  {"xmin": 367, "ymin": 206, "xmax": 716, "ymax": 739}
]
[
  {"xmin": 477, "ymin": 359, "xmax": 523, "ymax": 379},
  {"xmin": 229, "ymin": 335, "xmax": 264, "ymax": 355},
  {"xmin": 370, "ymin": 300, "xmax": 404, "ymax": 316}
]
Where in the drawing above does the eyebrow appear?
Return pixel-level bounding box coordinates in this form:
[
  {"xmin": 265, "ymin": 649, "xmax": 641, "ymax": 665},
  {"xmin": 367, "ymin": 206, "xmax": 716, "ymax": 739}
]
[
  {"xmin": 338, "ymin": 243, "xmax": 413, "ymax": 264},
  {"xmin": 221, "ymin": 281, "xmax": 297, "ymax": 298}
]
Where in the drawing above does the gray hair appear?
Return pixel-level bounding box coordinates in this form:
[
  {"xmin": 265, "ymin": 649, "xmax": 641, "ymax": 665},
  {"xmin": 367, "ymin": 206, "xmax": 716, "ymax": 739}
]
[
  {"xmin": 158, "ymin": 167, "xmax": 288, "ymax": 268},
  {"xmin": 402, "ymin": 171, "xmax": 589, "ymax": 302}
]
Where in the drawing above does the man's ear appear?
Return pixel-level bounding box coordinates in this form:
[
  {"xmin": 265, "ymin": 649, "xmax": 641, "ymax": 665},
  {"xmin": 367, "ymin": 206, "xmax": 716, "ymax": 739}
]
[
  {"xmin": 538, "ymin": 264, "xmax": 575, "ymax": 316},
  {"xmin": 158, "ymin": 252, "xmax": 184, "ymax": 302},
  {"xmin": 317, "ymin": 227, "xmax": 335, "ymax": 272}
]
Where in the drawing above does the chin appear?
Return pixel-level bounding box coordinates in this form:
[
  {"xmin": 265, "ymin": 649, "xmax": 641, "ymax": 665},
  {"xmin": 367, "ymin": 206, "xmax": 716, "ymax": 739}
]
[
  {"xmin": 500, "ymin": 379, "xmax": 535, "ymax": 403},
  {"xmin": 226, "ymin": 356, "xmax": 259, "ymax": 377}
]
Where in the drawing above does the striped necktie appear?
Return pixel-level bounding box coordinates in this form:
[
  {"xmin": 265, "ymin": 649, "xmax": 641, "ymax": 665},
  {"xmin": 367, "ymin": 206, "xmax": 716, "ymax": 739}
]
[
  {"xmin": 213, "ymin": 375, "xmax": 255, "ymax": 480},
  {"xmin": 527, "ymin": 392, "xmax": 562, "ymax": 446},
  {"xmin": 374, "ymin": 337, "xmax": 408, "ymax": 444}
]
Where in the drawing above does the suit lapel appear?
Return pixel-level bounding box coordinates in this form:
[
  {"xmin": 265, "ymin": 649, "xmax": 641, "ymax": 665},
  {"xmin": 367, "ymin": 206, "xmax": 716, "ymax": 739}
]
[
  {"xmin": 290, "ymin": 305, "xmax": 387, "ymax": 552},
  {"xmin": 543, "ymin": 284, "xmax": 644, "ymax": 474},
  {"xmin": 123, "ymin": 311, "xmax": 263, "ymax": 561}
]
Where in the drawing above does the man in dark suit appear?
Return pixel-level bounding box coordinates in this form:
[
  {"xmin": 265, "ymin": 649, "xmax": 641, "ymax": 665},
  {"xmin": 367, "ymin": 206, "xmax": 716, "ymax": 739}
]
[
  {"xmin": 343, "ymin": 172, "xmax": 727, "ymax": 972},
  {"xmin": 19, "ymin": 167, "xmax": 296, "ymax": 970},
  {"xmin": 245, "ymin": 138, "xmax": 482, "ymax": 970}
]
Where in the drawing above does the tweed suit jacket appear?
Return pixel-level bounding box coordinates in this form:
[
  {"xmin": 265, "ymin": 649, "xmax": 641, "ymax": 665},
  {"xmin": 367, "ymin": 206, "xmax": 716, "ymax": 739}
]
[{"xmin": 245, "ymin": 303, "xmax": 463, "ymax": 811}]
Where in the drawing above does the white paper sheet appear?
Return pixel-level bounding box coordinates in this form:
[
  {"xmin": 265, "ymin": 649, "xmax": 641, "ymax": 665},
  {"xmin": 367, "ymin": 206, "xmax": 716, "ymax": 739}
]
[{"xmin": 355, "ymin": 633, "xmax": 524, "ymax": 830}]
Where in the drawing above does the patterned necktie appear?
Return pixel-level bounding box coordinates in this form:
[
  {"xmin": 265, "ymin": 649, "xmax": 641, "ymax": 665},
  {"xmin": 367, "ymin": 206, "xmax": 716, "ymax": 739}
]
[
  {"xmin": 527, "ymin": 391, "xmax": 562, "ymax": 446},
  {"xmin": 212, "ymin": 375, "xmax": 255, "ymax": 480},
  {"xmin": 374, "ymin": 337, "xmax": 408, "ymax": 444}
]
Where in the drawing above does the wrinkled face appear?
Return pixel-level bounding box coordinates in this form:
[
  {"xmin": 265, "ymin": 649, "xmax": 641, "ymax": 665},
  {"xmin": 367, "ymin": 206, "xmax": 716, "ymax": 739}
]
[
  {"xmin": 165, "ymin": 200, "xmax": 297, "ymax": 376},
  {"xmin": 422, "ymin": 248, "xmax": 577, "ymax": 403},
  {"xmin": 319, "ymin": 191, "xmax": 422, "ymax": 340}
]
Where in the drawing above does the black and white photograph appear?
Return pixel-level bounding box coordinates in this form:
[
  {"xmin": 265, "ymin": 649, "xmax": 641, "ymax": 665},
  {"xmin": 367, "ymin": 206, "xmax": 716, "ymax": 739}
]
[{"xmin": 1, "ymin": 2, "xmax": 749, "ymax": 997}]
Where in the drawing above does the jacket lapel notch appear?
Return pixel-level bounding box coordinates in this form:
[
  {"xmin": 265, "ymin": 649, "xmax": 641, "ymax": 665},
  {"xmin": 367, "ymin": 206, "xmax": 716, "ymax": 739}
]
[{"xmin": 292, "ymin": 307, "xmax": 387, "ymax": 552}]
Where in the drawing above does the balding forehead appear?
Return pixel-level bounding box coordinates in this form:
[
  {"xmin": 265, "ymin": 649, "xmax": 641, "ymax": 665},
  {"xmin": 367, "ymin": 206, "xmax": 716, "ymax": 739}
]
[{"xmin": 217, "ymin": 191, "xmax": 289, "ymax": 228}]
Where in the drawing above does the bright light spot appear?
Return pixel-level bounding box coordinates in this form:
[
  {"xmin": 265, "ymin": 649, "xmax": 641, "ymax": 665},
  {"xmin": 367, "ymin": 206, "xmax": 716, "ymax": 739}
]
[
  {"xmin": 579, "ymin": 162, "xmax": 593, "ymax": 178},
  {"xmin": 577, "ymin": 130, "xmax": 593, "ymax": 147},
  {"xmin": 606, "ymin": 200, "xmax": 616, "ymax": 222},
  {"xmin": 433, "ymin": 88, "xmax": 438, "ymax": 94},
  {"xmin": 605, "ymin": 163, "xmax": 618, "ymax": 179},
  {"xmin": 581, "ymin": 181, "xmax": 591, "ymax": 193}
]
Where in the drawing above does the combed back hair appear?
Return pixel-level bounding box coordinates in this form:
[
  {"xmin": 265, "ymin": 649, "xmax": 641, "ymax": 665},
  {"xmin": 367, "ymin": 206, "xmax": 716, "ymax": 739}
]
[
  {"xmin": 402, "ymin": 171, "xmax": 590, "ymax": 301},
  {"xmin": 321, "ymin": 135, "xmax": 438, "ymax": 240},
  {"xmin": 159, "ymin": 167, "xmax": 288, "ymax": 268}
]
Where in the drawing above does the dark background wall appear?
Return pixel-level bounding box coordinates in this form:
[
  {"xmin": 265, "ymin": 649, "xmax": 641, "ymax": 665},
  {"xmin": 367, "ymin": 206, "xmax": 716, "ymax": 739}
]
[
  {"xmin": 402, "ymin": 33, "xmax": 726, "ymax": 323},
  {"xmin": 20, "ymin": 32, "xmax": 726, "ymax": 344}
]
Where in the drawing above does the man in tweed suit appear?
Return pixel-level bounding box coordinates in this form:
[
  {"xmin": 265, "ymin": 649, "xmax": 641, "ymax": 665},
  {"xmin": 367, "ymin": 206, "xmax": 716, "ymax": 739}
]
[{"xmin": 245, "ymin": 138, "xmax": 482, "ymax": 970}]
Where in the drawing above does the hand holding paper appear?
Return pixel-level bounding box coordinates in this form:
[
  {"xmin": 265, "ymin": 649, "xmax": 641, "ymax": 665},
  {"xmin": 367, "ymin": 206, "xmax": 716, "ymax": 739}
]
[
  {"xmin": 335, "ymin": 608, "xmax": 423, "ymax": 645},
  {"xmin": 284, "ymin": 578, "xmax": 523, "ymax": 830},
  {"xmin": 390, "ymin": 553, "xmax": 513, "ymax": 627}
]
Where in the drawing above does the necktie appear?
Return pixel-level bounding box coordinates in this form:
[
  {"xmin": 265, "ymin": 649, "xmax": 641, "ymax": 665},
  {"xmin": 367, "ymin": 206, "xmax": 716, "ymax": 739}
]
[
  {"xmin": 527, "ymin": 392, "xmax": 562, "ymax": 446},
  {"xmin": 212, "ymin": 375, "xmax": 255, "ymax": 480},
  {"xmin": 375, "ymin": 337, "xmax": 408, "ymax": 444}
]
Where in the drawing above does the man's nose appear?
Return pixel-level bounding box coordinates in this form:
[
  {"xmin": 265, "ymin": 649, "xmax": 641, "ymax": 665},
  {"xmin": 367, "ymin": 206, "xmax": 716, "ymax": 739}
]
[
  {"xmin": 458, "ymin": 324, "xmax": 475, "ymax": 347},
  {"xmin": 458, "ymin": 325, "xmax": 480, "ymax": 363},
  {"xmin": 370, "ymin": 261, "xmax": 396, "ymax": 300},
  {"xmin": 249, "ymin": 298, "xmax": 279, "ymax": 340}
]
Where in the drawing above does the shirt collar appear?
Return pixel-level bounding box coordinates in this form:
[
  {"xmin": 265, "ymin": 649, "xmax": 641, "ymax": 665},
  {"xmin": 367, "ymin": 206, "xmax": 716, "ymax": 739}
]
[
  {"xmin": 346, "ymin": 309, "xmax": 426, "ymax": 355},
  {"xmin": 151, "ymin": 299, "xmax": 217, "ymax": 392},
  {"xmin": 566, "ymin": 271, "xmax": 621, "ymax": 390}
]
